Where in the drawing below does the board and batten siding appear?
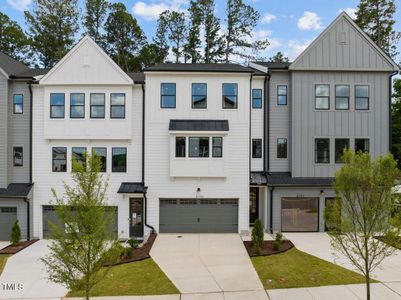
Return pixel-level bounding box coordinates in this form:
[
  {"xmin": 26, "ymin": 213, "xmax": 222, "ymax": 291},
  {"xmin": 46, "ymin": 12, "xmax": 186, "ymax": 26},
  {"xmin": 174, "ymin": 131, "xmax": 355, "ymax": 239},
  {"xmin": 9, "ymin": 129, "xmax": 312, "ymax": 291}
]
[{"xmin": 0, "ymin": 73, "xmax": 8, "ymax": 188}]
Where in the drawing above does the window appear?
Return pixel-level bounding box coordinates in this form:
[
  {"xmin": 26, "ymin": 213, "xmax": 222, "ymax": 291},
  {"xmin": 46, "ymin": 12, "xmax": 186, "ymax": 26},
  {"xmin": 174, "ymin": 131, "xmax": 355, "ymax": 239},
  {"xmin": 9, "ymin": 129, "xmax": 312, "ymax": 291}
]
[
  {"xmin": 252, "ymin": 139, "xmax": 262, "ymax": 158},
  {"xmin": 212, "ymin": 137, "xmax": 223, "ymax": 158},
  {"xmin": 252, "ymin": 89, "xmax": 262, "ymax": 108},
  {"xmin": 110, "ymin": 93, "xmax": 125, "ymax": 118},
  {"xmin": 92, "ymin": 147, "xmax": 107, "ymax": 172},
  {"xmin": 189, "ymin": 137, "xmax": 209, "ymax": 157},
  {"xmin": 161, "ymin": 83, "xmax": 176, "ymax": 108},
  {"xmin": 315, "ymin": 85, "xmax": 330, "ymax": 110},
  {"xmin": 72, "ymin": 147, "xmax": 86, "ymax": 171},
  {"xmin": 315, "ymin": 139, "xmax": 330, "ymax": 163},
  {"xmin": 335, "ymin": 139, "xmax": 349, "ymax": 163},
  {"xmin": 192, "ymin": 83, "xmax": 207, "ymax": 109},
  {"xmin": 13, "ymin": 94, "xmax": 23, "ymax": 114},
  {"xmin": 175, "ymin": 137, "xmax": 186, "ymax": 157},
  {"xmin": 90, "ymin": 93, "xmax": 105, "ymax": 118},
  {"xmin": 70, "ymin": 93, "xmax": 85, "ymax": 118},
  {"xmin": 222, "ymin": 83, "xmax": 238, "ymax": 109},
  {"xmin": 52, "ymin": 147, "xmax": 67, "ymax": 172},
  {"xmin": 335, "ymin": 85, "xmax": 349, "ymax": 110},
  {"xmin": 277, "ymin": 85, "xmax": 287, "ymax": 105},
  {"xmin": 112, "ymin": 148, "xmax": 127, "ymax": 172},
  {"xmin": 13, "ymin": 147, "xmax": 23, "ymax": 166},
  {"xmin": 50, "ymin": 93, "xmax": 65, "ymax": 118},
  {"xmin": 355, "ymin": 139, "xmax": 369, "ymax": 153},
  {"xmin": 277, "ymin": 138, "xmax": 287, "ymax": 158},
  {"xmin": 355, "ymin": 85, "xmax": 369, "ymax": 110}
]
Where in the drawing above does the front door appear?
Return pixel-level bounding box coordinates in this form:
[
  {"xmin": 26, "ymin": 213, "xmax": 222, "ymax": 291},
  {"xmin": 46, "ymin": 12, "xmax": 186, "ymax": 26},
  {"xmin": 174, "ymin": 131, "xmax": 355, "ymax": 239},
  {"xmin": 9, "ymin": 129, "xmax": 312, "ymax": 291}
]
[
  {"xmin": 129, "ymin": 198, "xmax": 144, "ymax": 237},
  {"xmin": 249, "ymin": 188, "xmax": 259, "ymax": 225}
]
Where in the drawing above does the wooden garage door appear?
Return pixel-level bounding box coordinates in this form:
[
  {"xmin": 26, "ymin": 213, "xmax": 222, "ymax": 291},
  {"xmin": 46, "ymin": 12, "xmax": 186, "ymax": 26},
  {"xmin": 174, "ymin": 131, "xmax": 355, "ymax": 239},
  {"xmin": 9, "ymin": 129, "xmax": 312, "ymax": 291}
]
[
  {"xmin": 159, "ymin": 199, "xmax": 238, "ymax": 233},
  {"xmin": 0, "ymin": 207, "xmax": 17, "ymax": 240}
]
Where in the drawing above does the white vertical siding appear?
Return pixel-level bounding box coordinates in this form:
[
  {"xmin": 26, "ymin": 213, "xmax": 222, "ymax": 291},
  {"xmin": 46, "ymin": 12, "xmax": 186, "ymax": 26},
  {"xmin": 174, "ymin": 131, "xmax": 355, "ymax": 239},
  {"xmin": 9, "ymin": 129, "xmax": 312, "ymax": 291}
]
[
  {"xmin": 251, "ymin": 77, "xmax": 264, "ymax": 171},
  {"xmin": 0, "ymin": 73, "xmax": 8, "ymax": 188}
]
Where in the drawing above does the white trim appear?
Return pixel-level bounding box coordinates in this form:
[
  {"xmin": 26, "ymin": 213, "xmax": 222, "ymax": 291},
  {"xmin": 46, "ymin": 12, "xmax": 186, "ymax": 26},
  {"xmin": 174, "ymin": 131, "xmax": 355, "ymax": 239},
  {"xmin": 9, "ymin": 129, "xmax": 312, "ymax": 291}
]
[{"xmin": 0, "ymin": 67, "xmax": 8, "ymax": 78}]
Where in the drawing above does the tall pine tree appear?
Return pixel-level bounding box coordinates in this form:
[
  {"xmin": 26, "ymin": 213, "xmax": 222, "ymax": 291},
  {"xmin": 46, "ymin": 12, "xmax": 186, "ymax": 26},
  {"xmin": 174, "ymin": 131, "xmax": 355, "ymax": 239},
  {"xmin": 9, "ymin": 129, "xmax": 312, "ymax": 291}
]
[
  {"xmin": 185, "ymin": 0, "xmax": 202, "ymax": 63},
  {"xmin": 153, "ymin": 12, "xmax": 170, "ymax": 63},
  {"xmin": 0, "ymin": 12, "xmax": 29, "ymax": 63},
  {"xmin": 83, "ymin": 0, "xmax": 109, "ymax": 45},
  {"xmin": 202, "ymin": 0, "xmax": 225, "ymax": 63},
  {"xmin": 268, "ymin": 51, "xmax": 289, "ymax": 62},
  {"xmin": 164, "ymin": 11, "xmax": 187, "ymax": 63},
  {"xmin": 25, "ymin": 0, "xmax": 79, "ymax": 68}
]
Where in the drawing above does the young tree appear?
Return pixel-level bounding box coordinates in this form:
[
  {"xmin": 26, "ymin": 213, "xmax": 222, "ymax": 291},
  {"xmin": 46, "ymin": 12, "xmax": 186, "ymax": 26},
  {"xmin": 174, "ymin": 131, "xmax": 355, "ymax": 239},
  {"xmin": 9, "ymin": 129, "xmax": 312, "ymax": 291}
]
[
  {"xmin": 356, "ymin": 0, "xmax": 401, "ymax": 59},
  {"xmin": 41, "ymin": 154, "xmax": 122, "ymax": 300},
  {"xmin": 325, "ymin": 150, "xmax": 400, "ymax": 300},
  {"xmin": 25, "ymin": 0, "xmax": 79, "ymax": 68},
  {"xmin": 268, "ymin": 51, "xmax": 290, "ymax": 62},
  {"xmin": 83, "ymin": 0, "xmax": 109, "ymax": 45},
  {"xmin": 10, "ymin": 220, "xmax": 21, "ymax": 246},
  {"xmin": 392, "ymin": 78, "xmax": 401, "ymax": 168},
  {"xmin": 0, "ymin": 12, "xmax": 29, "ymax": 63}
]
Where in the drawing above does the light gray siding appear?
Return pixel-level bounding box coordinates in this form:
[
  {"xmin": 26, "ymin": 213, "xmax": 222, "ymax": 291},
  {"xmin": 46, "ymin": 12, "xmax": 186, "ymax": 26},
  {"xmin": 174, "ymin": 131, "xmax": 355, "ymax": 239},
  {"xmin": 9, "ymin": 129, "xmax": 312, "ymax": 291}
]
[
  {"xmin": 0, "ymin": 198, "xmax": 28, "ymax": 240},
  {"xmin": 0, "ymin": 73, "xmax": 8, "ymax": 188}
]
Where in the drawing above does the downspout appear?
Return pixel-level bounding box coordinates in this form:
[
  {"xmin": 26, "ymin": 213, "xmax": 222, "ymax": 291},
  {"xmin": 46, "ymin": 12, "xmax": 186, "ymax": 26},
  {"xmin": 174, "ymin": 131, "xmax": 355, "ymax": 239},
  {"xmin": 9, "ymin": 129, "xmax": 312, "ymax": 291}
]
[
  {"xmin": 269, "ymin": 186, "xmax": 274, "ymax": 233},
  {"xmin": 264, "ymin": 71, "xmax": 271, "ymax": 172},
  {"xmin": 389, "ymin": 71, "xmax": 399, "ymax": 152},
  {"xmin": 27, "ymin": 83, "xmax": 33, "ymax": 240},
  {"xmin": 249, "ymin": 73, "xmax": 253, "ymax": 179}
]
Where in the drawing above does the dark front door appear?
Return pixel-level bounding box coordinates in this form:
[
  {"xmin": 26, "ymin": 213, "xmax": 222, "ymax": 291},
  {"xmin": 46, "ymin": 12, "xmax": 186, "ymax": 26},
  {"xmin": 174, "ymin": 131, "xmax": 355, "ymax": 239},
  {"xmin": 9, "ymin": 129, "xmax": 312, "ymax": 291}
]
[
  {"xmin": 249, "ymin": 188, "xmax": 259, "ymax": 225},
  {"xmin": 130, "ymin": 198, "xmax": 144, "ymax": 237}
]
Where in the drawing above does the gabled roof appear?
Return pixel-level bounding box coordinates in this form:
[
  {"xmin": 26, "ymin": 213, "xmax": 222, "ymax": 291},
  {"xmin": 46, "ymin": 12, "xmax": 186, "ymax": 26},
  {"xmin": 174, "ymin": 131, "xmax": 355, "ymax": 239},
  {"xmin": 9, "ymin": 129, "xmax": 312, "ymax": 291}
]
[
  {"xmin": 0, "ymin": 52, "xmax": 29, "ymax": 77},
  {"xmin": 145, "ymin": 63, "xmax": 254, "ymax": 73}
]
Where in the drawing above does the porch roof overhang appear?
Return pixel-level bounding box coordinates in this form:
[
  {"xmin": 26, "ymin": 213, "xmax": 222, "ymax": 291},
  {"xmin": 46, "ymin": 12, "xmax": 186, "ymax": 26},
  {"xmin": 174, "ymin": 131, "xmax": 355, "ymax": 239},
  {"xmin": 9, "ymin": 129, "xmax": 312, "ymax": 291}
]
[
  {"xmin": 250, "ymin": 172, "xmax": 334, "ymax": 187},
  {"xmin": 117, "ymin": 182, "xmax": 147, "ymax": 194},
  {"xmin": 0, "ymin": 183, "xmax": 33, "ymax": 198},
  {"xmin": 169, "ymin": 119, "xmax": 229, "ymax": 132}
]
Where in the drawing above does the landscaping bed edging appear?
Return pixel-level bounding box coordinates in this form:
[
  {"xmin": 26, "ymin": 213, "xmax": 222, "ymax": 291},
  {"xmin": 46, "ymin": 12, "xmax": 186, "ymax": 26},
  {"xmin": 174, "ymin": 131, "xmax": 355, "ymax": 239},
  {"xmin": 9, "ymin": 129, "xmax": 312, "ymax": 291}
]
[
  {"xmin": 0, "ymin": 239, "xmax": 39, "ymax": 254},
  {"xmin": 243, "ymin": 240, "xmax": 294, "ymax": 257}
]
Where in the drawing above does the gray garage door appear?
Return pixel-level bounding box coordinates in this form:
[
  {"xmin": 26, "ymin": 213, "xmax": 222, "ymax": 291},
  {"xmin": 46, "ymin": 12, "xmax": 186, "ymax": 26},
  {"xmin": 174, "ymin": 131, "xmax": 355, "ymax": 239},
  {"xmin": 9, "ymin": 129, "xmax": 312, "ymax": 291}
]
[
  {"xmin": 0, "ymin": 207, "xmax": 17, "ymax": 240},
  {"xmin": 42, "ymin": 205, "xmax": 118, "ymax": 239},
  {"xmin": 159, "ymin": 199, "xmax": 238, "ymax": 233}
]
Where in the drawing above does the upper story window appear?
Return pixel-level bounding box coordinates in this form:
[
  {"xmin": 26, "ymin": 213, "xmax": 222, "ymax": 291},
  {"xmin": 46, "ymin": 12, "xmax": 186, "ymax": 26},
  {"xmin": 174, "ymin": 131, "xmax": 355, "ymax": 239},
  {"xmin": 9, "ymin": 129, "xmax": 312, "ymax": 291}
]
[
  {"xmin": 92, "ymin": 147, "xmax": 107, "ymax": 172},
  {"xmin": 13, "ymin": 94, "xmax": 23, "ymax": 114},
  {"xmin": 161, "ymin": 83, "xmax": 176, "ymax": 108},
  {"xmin": 252, "ymin": 139, "xmax": 262, "ymax": 158},
  {"xmin": 189, "ymin": 137, "xmax": 209, "ymax": 157},
  {"xmin": 315, "ymin": 138, "xmax": 329, "ymax": 164},
  {"xmin": 50, "ymin": 93, "xmax": 65, "ymax": 118},
  {"xmin": 355, "ymin": 139, "xmax": 369, "ymax": 153},
  {"xmin": 315, "ymin": 85, "xmax": 330, "ymax": 110},
  {"xmin": 175, "ymin": 137, "xmax": 186, "ymax": 157},
  {"xmin": 335, "ymin": 85, "xmax": 349, "ymax": 110},
  {"xmin": 72, "ymin": 147, "xmax": 87, "ymax": 171},
  {"xmin": 13, "ymin": 146, "xmax": 23, "ymax": 167},
  {"xmin": 222, "ymin": 83, "xmax": 238, "ymax": 109},
  {"xmin": 355, "ymin": 85, "xmax": 369, "ymax": 110},
  {"xmin": 252, "ymin": 89, "xmax": 262, "ymax": 108},
  {"xmin": 212, "ymin": 137, "xmax": 223, "ymax": 158},
  {"xmin": 110, "ymin": 93, "xmax": 125, "ymax": 119},
  {"xmin": 90, "ymin": 93, "xmax": 105, "ymax": 118},
  {"xmin": 52, "ymin": 147, "xmax": 67, "ymax": 172},
  {"xmin": 277, "ymin": 138, "xmax": 287, "ymax": 159},
  {"xmin": 277, "ymin": 85, "xmax": 288, "ymax": 105},
  {"xmin": 335, "ymin": 139, "xmax": 349, "ymax": 163},
  {"xmin": 192, "ymin": 83, "xmax": 207, "ymax": 109},
  {"xmin": 112, "ymin": 147, "xmax": 127, "ymax": 172},
  {"xmin": 70, "ymin": 93, "xmax": 85, "ymax": 118}
]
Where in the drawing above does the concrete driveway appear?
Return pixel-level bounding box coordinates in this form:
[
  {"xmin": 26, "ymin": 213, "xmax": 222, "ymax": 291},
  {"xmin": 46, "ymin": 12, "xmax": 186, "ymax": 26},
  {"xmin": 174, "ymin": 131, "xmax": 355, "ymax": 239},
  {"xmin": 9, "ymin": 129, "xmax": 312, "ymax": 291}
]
[
  {"xmin": 0, "ymin": 239, "xmax": 67, "ymax": 299},
  {"xmin": 150, "ymin": 234, "xmax": 265, "ymax": 295}
]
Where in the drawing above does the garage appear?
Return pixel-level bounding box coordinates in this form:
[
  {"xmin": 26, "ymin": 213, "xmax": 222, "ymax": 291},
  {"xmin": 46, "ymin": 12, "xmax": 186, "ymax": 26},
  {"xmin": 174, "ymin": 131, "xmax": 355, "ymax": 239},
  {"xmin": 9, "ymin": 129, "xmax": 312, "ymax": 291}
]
[
  {"xmin": 159, "ymin": 199, "xmax": 238, "ymax": 233},
  {"xmin": 42, "ymin": 205, "xmax": 118, "ymax": 238},
  {"xmin": 0, "ymin": 207, "xmax": 17, "ymax": 240},
  {"xmin": 281, "ymin": 197, "xmax": 319, "ymax": 232}
]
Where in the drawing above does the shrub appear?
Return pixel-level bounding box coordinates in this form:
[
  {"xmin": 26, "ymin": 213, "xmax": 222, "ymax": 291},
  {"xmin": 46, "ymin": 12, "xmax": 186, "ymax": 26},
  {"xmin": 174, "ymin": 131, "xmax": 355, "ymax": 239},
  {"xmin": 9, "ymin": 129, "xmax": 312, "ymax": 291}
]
[
  {"xmin": 252, "ymin": 219, "xmax": 264, "ymax": 255},
  {"xmin": 128, "ymin": 238, "xmax": 140, "ymax": 249},
  {"xmin": 273, "ymin": 232, "xmax": 283, "ymax": 251},
  {"xmin": 10, "ymin": 220, "xmax": 21, "ymax": 245}
]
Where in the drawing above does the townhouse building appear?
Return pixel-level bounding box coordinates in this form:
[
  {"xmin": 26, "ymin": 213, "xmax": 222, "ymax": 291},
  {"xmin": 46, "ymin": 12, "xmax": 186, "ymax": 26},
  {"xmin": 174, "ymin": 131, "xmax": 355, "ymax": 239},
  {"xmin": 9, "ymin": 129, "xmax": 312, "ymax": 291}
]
[{"xmin": 0, "ymin": 12, "xmax": 398, "ymax": 240}]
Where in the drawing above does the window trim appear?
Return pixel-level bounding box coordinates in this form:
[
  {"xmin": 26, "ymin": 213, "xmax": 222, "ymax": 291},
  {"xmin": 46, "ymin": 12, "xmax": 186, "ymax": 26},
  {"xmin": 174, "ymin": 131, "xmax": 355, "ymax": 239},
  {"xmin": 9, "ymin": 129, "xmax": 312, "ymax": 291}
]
[
  {"xmin": 13, "ymin": 94, "xmax": 23, "ymax": 114},
  {"xmin": 335, "ymin": 84, "xmax": 350, "ymax": 110},
  {"xmin": 70, "ymin": 93, "xmax": 85, "ymax": 119},
  {"xmin": 252, "ymin": 88, "xmax": 263, "ymax": 109},
  {"xmin": 52, "ymin": 147, "xmax": 67, "ymax": 172},
  {"xmin": 160, "ymin": 83, "xmax": 176, "ymax": 109},
  {"xmin": 191, "ymin": 83, "xmax": 207, "ymax": 109},
  {"xmin": 92, "ymin": 147, "xmax": 107, "ymax": 172},
  {"xmin": 315, "ymin": 138, "xmax": 330, "ymax": 164},
  {"xmin": 50, "ymin": 93, "xmax": 65, "ymax": 119},
  {"xmin": 277, "ymin": 138, "xmax": 288, "ymax": 159},
  {"xmin": 90, "ymin": 93, "xmax": 106, "ymax": 119},
  {"xmin": 110, "ymin": 93, "xmax": 126, "ymax": 119},
  {"xmin": 112, "ymin": 147, "xmax": 127, "ymax": 173},
  {"xmin": 335, "ymin": 138, "xmax": 350, "ymax": 164},
  {"xmin": 175, "ymin": 137, "xmax": 186, "ymax": 158},
  {"xmin": 212, "ymin": 137, "xmax": 223, "ymax": 158},
  {"xmin": 277, "ymin": 85, "xmax": 288, "ymax": 106},
  {"xmin": 252, "ymin": 139, "xmax": 263, "ymax": 159},
  {"xmin": 222, "ymin": 83, "xmax": 238, "ymax": 109},
  {"xmin": 355, "ymin": 85, "xmax": 370, "ymax": 110},
  {"xmin": 13, "ymin": 146, "xmax": 23, "ymax": 167},
  {"xmin": 188, "ymin": 137, "xmax": 210, "ymax": 158},
  {"xmin": 315, "ymin": 84, "xmax": 330, "ymax": 110}
]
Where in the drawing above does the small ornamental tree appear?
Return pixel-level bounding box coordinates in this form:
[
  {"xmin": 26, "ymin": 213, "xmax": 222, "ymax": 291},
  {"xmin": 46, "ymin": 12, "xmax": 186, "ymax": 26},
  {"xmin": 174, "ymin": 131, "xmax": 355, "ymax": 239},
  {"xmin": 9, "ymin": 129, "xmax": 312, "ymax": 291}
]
[
  {"xmin": 325, "ymin": 149, "xmax": 400, "ymax": 300},
  {"xmin": 10, "ymin": 220, "xmax": 21, "ymax": 245},
  {"xmin": 252, "ymin": 219, "xmax": 264, "ymax": 254},
  {"xmin": 41, "ymin": 154, "xmax": 122, "ymax": 300}
]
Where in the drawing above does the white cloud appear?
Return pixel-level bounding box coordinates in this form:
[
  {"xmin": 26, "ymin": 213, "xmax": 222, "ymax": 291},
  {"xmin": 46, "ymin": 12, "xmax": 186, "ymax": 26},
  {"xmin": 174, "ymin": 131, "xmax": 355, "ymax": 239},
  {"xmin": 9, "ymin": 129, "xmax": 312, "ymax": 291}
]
[
  {"xmin": 6, "ymin": 0, "xmax": 32, "ymax": 11},
  {"xmin": 297, "ymin": 11, "xmax": 323, "ymax": 31},
  {"xmin": 286, "ymin": 39, "xmax": 313, "ymax": 60},
  {"xmin": 338, "ymin": 8, "xmax": 357, "ymax": 19},
  {"xmin": 261, "ymin": 13, "xmax": 277, "ymax": 24},
  {"xmin": 132, "ymin": 0, "xmax": 187, "ymax": 21}
]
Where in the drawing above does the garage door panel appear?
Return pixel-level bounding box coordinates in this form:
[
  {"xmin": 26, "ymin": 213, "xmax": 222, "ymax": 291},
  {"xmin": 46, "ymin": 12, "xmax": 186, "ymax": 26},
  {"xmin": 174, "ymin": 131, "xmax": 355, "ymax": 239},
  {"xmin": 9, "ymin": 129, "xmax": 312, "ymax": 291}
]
[{"xmin": 0, "ymin": 207, "xmax": 17, "ymax": 241}]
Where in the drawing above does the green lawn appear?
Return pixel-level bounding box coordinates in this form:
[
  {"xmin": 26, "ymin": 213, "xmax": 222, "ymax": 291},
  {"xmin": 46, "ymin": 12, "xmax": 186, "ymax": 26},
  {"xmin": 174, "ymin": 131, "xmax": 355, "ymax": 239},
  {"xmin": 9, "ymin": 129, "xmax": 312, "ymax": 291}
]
[
  {"xmin": 252, "ymin": 248, "xmax": 374, "ymax": 289},
  {"xmin": 68, "ymin": 258, "xmax": 178, "ymax": 297},
  {"xmin": 0, "ymin": 255, "xmax": 10, "ymax": 275}
]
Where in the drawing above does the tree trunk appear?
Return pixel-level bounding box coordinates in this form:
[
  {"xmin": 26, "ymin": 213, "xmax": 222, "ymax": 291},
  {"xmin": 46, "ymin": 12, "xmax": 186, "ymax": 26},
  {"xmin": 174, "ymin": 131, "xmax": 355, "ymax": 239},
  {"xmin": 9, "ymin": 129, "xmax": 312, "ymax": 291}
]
[{"xmin": 366, "ymin": 271, "xmax": 370, "ymax": 300}]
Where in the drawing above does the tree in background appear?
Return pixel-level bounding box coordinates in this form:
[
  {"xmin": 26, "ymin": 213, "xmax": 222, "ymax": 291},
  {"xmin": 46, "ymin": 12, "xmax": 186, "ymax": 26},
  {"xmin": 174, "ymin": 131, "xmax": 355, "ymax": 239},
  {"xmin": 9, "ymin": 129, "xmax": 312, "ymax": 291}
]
[
  {"xmin": 25, "ymin": 0, "xmax": 79, "ymax": 68},
  {"xmin": 392, "ymin": 78, "xmax": 401, "ymax": 169},
  {"xmin": 0, "ymin": 12, "xmax": 29, "ymax": 63},
  {"xmin": 83, "ymin": 0, "xmax": 109, "ymax": 46},
  {"xmin": 185, "ymin": 0, "xmax": 202, "ymax": 63},
  {"xmin": 153, "ymin": 12, "xmax": 170, "ymax": 64},
  {"xmin": 268, "ymin": 51, "xmax": 290, "ymax": 62},
  {"xmin": 356, "ymin": 0, "xmax": 400, "ymax": 59}
]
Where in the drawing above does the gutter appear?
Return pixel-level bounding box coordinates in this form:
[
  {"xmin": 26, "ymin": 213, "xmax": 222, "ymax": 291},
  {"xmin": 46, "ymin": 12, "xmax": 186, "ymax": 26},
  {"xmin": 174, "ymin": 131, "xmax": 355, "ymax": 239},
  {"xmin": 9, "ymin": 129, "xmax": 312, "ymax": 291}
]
[{"xmin": 389, "ymin": 71, "xmax": 399, "ymax": 152}]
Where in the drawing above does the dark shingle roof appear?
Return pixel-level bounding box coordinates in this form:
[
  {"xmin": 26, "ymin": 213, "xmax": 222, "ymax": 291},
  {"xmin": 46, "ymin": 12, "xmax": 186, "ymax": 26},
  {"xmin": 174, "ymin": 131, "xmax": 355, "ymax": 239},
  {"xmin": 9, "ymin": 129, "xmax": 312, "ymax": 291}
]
[
  {"xmin": 0, "ymin": 52, "xmax": 29, "ymax": 76},
  {"xmin": 250, "ymin": 172, "xmax": 267, "ymax": 185},
  {"xmin": 252, "ymin": 61, "xmax": 291, "ymax": 70},
  {"xmin": 117, "ymin": 182, "xmax": 147, "ymax": 194},
  {"xmin": 0, "ymin": 183, "xmax": 33, "ymax": 198},
  {"xmin": 250, "ymin": 172, "xmax": 333, "ymax": 186},
  {"xmin": 127, "ymin": 72, "xmax": 145, "ymax": 83},
  {"xmin": 145, "ymin": 63, "xmax": 254, "ymax": 73},
  {"xmin": 12, "ymin": 68, "xmax": 49, "ymax": 78},
  {"xmin": 169, "ymin": 120, "xmax": 229, "ymax": 131}
]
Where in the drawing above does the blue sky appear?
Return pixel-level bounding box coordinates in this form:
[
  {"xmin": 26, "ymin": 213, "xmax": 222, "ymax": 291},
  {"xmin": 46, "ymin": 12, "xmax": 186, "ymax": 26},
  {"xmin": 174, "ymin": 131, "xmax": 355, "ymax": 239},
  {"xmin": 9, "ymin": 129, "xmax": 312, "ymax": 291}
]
[{"xmin": 1, "ymin": 0, "xmax": 401, "ymax": 62}]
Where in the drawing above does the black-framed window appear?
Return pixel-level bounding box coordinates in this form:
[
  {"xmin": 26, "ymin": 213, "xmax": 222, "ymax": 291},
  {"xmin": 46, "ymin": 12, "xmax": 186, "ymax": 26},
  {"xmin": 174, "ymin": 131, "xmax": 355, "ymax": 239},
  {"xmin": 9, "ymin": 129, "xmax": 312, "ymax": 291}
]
[
  {"xmin": 13, "ymin": 146, "xmax": 23, "ymax": 167},
  {"xmin": 92, "ymin": 147, "xmax": 107, "ymax": 172},
  {"xmin": 189, "ymin": 137, "xmax": 209, "ymax": 157},
  {"xmin": 315, "ymin": 139, "xmax": 330, "ymax": 164},
  {"xmin": 52, "ymin": 147, "xmax": 67, "ymax": 172},
  {"xmin": 50, "ymin": 93, "xmax": 65, "ymax": 118},
  {"xmin": 315, "ymin": 85, "xmax": 330, "ymax": 110},
  {"xmin": 252, "ymin": 139, "xmax": 262, "ymax": 158},
  {"xmin": 110, "ymin": 93, "xmax": 125, "ymax": 118},
  {"xmin": 355, "ymin": 85, "xmax": 369, "ymax": 110},
  {"xmin": 277, "ymin": 85, "xmax": 287, "ymax": 105},
  {"xmin": 355, "ymin": 138, "xmax": 369, "ymax": 153},
  {"xmin": 161, "ymin": 83, "xmax": 176, "ymax": 108},
  {"xmin": 70, "ymin": 93, "xmax": 85, "ymax": 118},
  {"xmin": 252, "ymin": 89, "xmax": 262, "ymax": 108},
  {"xmin": 13, "ymin": 94, "xmax": 23, "ymax": 114},
  {"xmin": 212, "ymin": 137, "xmax": 223, "ymax": 158},
  {"xmin": 72, "ymin": 147, "xmax": 87, "ymax": 171},
  {"xmin": 277, "ymin": 138, "xmax": 287, "ymax": 159},
  {"xmin": 335, "ymin": 85, "xmax": 349, "ymax": 110},
  {"xmin": 112, "ymin": 148, "xmax": 127, "ymax": 172},
  {"xmin": 175, "ymin": 137, "xmax": 186, "ymax": 158},
  {"xmin": 222, "ymin": 83, "xmax": 238, "ymax": 109},
  {"xmin": 192, "ymin": 83, "xmax": 207, "ymax": 109},
  {"xmin": 90, "ymin": 93, "xmax": 105, "ymax": 118},
  {"xmin": 335, "ymin": 139, "xmax": 350, "ymax": 163}
]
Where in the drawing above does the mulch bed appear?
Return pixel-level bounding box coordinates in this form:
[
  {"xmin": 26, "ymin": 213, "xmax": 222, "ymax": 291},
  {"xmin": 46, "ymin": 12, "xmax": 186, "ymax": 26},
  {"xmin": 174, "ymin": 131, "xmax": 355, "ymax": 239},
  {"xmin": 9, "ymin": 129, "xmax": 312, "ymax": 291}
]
[
  {"xmin": 0, "ymin": 239, "xmax": 39, "ymax": 254},
  {"xmin": 243, "ymin": 240, "xmax": 294, "ymax": 257}
]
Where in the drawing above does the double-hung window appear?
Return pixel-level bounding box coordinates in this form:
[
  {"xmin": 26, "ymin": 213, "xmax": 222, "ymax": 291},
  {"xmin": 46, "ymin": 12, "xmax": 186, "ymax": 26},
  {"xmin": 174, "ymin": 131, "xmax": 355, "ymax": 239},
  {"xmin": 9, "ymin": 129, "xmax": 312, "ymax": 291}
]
[
  {"xmin": 277, "ymin": 85, "xmax": 287, "ymax": 105},
  {"xmin": 92, "ymin": 147, "xmax": 107, "ymax": 172},
  {"xmin": 112, "ymin": 148, "xmax": 127, "ymax": 172},
  {"xmin": 189, "ymin": 137, "xmax": 209, "ymax": 157},
  {"xmin": 110, "ymin": 93, "xmax": 125, "ymax": 118},
  {"xmin": 72, "ymin": 147, "xmax": 87, "ymax": 171},
  {"xmin": 13, "ymin": 94, "xmax": 23, "ymax": 114},
  {"xmin": 222, "ymin": 83, "xmax": 238, "ymax": 109},
  {"xmin": 70, "ymin": 93, "xmax": 85, "ymax": 118},
  {"xmin": 252, "ymin": 89, "xmax": 262, "ymax": 108},
  {"xmin": 355, "ymin": 85, "xmax": 369, "ymax": 110},
  {"xmin": 315, "ymin": 85, "xmax": 330, "ymax": 110},
  {"xmin": 252, "ymin": 139, "xmax": 262, "ymax": 158},
  {"xmin": 212, "ymin": 137, "xmax": 223, "ymax": 158},
  {"xmin": 192, "ymin": 83, "xmax": 207, "ymax": 109},
  {"xmin": 175, "ymin": 137, "xmax": 186, "ymax": 158},
  {"xmin": 90, "ymin": 93, "xmax": 105, "ymax": 118},
  {"xmin": 335, "ymin": 139, "xmax": 349, "ymax": 163},
  {"xmin": 161, "ymin": 83, "xmax": 176, "ymax": 108},
  {"xmin": 335, "ymin": 85, "xmax": 349, "ymax": 110},
  {"xmin": 13, "ymin": 147, "xmax": 23, "ymax": 167},
  {"xmin": 277, "ymin": 138, "xmax": 287, "ymax": 158},
  {"xmin": 355, "ymin": 139, "xmax": 369, "ymax": 153},
  {"xmin": 315, "ymin": 139, "xmax": 330, "ymax": 163},
  {"xmin": 52, "ymin": 147, "xmax": 67, "ymax": 172},
  {"xmin": 50, "ymin": 93, "xmax": 65, "ymax": 118}
]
